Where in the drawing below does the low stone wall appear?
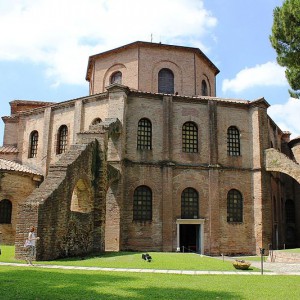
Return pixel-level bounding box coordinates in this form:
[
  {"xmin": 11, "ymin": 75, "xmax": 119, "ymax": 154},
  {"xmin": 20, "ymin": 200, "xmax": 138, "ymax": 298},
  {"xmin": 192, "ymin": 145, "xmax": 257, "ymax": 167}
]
[{"xmin": 268, "ymin": 250, "xmax": 300, "ymax": 263}]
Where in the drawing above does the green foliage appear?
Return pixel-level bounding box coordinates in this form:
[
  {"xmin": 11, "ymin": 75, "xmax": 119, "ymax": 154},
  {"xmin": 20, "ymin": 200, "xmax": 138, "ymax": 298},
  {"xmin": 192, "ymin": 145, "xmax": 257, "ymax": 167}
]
[{"xmin": 270, "ymin": 0, "xmax": 300, "ymax": 98}]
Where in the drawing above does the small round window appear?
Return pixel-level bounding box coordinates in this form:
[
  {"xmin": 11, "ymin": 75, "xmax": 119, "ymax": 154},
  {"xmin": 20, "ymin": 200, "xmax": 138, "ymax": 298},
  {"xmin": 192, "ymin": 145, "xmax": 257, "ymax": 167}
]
[{"xmin": 110, "ymin": 71, "xmax": 122, "ymax": 84}]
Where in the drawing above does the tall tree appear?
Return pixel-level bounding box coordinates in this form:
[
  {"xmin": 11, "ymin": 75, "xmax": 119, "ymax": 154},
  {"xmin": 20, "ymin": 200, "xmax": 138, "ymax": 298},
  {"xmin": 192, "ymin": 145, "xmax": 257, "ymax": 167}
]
[{"xmin": 270, "ymin": 0, "xmax": 300, "ymax": 98}]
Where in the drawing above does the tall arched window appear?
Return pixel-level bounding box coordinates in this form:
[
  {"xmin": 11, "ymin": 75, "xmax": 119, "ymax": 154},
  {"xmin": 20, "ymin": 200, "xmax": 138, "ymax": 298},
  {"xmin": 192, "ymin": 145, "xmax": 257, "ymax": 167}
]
[
  {"xmin": 182, "ymin": 122, "xmax": 198, "ymax": 153},
  {"xmin": 133, "ymin": 186, "xmax": 152, "ymax": 221},
  {"xmin": 181, "ymin": 188, "xmax": 199, "ymax": 219},
  {"xmin": 0, "ymin": 199, "xmax": 12, "ymax": 224},
  {"xmin": 286, "ymin": 199, "xmax": 295, "ymax": 223},
  {"xmin": 227, "ymin": 189, "xmax": 243, "ymax": 222},
  {"xmin": 158, "ymin": 68, "xmax": 174, "ymax": 94},
  {"xmin": 137, "ymin": 118, "xmax": 152, "ymax": 150},
  {"xmin": 227, "ymin": 126, "xmax": 240, "ymax": 156},
  {"xmin": 201, "ymin": 80, "xmax": 208, "ymax": 96},
  {"xmin": 28, "ymin": 130, "xmax": 38, "ymax": 158},
  {"xmin": 110, "ymin": 71, "xmax": 122, "ymax": 84},
  {"xmin": 57, "ymin": 125, "xmax": 68, "ymax": 154}
]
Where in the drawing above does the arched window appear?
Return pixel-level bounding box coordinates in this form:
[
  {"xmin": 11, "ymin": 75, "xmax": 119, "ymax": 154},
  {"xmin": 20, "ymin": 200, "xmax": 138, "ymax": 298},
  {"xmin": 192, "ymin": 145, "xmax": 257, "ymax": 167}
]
[
  {"xmin": 182, "ymin": 122, "xmax": 198, "ymax": 153},
  {"xmin": 286, "ymin": 199, "xmax": 295, "ymax": 223},
  {"xmin": 137, "ymin": 118, "xmax": 152, "ymax": 150},
  {"xmin": 227, "ymin": 189, "xmax": 243, "ymax": 222},
  {"xmin": 227, "ymin": 126, "xmax": 240, "ymax": 156},
  {"xmin": 57, "ymin": 125, "xmax": 68, "ymax": 154},
  {"xmin": 181, "ymin": 188, "xmax": 199, "ymax": 219},
  {"xmin": 0, "ymin": 199, "xmax": 12, "ymax": 224},
  {"xmin": 158, "ymin": 68, "xmax": 174, "ymax": 94},
  {"xmin": 28, "ymin": 130, "xmax": 38, "ymax": 158},
  {"xmin": 133, "ymin": 186, "xmax": 152, "ymax": 221},
  {"xmin": 201, "ymin": 80, "xmax": 208, "ymax": 96},
  {"xmin": 92, "ymin": 118, "xmax": 102, "ymax": 125},
  {"xmin": 110, "ymin": 71, "xmax": 122, "ymax": 84}
]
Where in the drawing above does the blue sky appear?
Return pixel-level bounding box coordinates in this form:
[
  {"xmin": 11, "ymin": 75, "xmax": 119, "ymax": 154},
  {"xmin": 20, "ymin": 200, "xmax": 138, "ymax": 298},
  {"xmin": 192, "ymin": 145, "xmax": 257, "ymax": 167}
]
[{"xmin": 1, "ymin": 0, "xmax": 299, "ymax": 145}]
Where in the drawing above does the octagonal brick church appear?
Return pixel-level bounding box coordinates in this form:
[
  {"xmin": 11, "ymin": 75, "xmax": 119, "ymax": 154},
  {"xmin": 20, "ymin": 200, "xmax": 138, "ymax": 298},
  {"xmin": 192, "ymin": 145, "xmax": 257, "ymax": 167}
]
[{"xmin": 0, "ymin": 41, "xmax": 300, "ymax": 260}]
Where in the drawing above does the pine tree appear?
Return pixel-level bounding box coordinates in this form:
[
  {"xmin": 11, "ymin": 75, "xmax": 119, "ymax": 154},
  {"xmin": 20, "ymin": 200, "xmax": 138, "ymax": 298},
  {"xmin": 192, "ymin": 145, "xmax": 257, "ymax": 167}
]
[{"xmin": 270, "ymin": 0, "xmax": 300, "ymax": 98}]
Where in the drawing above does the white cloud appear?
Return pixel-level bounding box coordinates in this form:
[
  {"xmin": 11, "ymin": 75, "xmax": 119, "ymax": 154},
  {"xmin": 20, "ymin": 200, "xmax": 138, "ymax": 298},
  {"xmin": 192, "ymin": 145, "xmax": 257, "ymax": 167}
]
[
  {"xmin": 0, "ymin": 0, "xmax": 217, "ymax": 86},
  {"xmin": 268, "ymin": 97, "xmax": 300, "ymax": 139},
  {"xmin": 222, "ymin": 61, "xmax": 287, "ymax": 94}
]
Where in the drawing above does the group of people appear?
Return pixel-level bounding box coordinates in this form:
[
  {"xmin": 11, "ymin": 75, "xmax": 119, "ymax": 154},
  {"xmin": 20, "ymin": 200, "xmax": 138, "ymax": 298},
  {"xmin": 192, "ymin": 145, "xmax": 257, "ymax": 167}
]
[{"xmin": 25, "ymin": 226, "xmax": 40, "ymax": 265}]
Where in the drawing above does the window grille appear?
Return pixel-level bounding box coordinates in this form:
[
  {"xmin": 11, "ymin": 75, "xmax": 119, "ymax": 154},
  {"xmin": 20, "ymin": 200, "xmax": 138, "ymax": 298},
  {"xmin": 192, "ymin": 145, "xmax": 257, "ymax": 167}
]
[
  {"xmin": 181, "ymin": 188, "xmax": 199, "ymax": 219},
  {"xmin": 182, "ymin": 122, "xmax": 198, "ymax": 153},
  {"xmin": 57, "ymin": 125, "xmax": 68, "ymax": 154},
  {"xmin": 227, "ymin": 126, "xmax": 240, "ymax": 156},
  {"xmin": 137, "ymin": 118, "xmax": 152, "ymax": 150},
  {"xmin": 133, "ymin": 186, "xmax": 152, "ymax": 221},
  {"xmin": 29, "ymin": 130, "xmax": 38, "ymax": 158},
  {"xmin": 227, "ymin": 189, "xmax": 243, "ymax": 222}
]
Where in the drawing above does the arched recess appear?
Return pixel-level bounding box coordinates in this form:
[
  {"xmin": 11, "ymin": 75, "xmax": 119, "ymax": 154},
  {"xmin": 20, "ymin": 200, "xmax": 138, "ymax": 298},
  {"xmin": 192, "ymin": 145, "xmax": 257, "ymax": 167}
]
[
  {"xmin": 103, "ymin": 63, "xmax": 127, "ymax": 91},
  {"xmin": 201, "ymin": 74, "xmax": 211, "ymax": 96},
  {"xmin": 265, "ymin": 148, "xmax": 300, "ymax": 184},
  {"xmin": 151, "ymin": 60, "xmax": 183, "ymax": 94},
  {"xmin": 70, "ymin": 179, "xmax": 93, "ymax": 213}
]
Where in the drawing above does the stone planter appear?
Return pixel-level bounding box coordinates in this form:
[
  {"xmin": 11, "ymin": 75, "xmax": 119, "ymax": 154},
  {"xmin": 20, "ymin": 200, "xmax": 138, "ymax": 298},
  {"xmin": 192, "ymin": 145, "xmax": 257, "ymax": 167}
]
[{"xmin": 233, "ymin": 260, "xmax": 251, "ymax": 270}]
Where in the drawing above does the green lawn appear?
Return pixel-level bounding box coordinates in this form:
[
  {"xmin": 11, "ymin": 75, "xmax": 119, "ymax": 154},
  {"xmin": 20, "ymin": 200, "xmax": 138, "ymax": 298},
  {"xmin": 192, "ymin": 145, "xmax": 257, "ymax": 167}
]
[
  {"xmin": 279, "ymin": 248, "xmax": 300, "ymax": 253},
  {"xmin": 1, "ymin": 246, "xmax": 299, "ymax": 299},
  {"xmin": 0, "ymin": 245, "xmax": 259, "ymax": 271},
  {"xmin": 0, "ymin": 266, "xmax": 299, "ymax": 300}
]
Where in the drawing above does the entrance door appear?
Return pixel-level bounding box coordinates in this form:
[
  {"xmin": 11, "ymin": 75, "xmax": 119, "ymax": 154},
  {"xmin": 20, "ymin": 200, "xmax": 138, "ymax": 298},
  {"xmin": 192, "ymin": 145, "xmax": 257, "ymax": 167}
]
[{"xmin": 180, "ymin": 224, "xmax": 199, "ymax": 253}]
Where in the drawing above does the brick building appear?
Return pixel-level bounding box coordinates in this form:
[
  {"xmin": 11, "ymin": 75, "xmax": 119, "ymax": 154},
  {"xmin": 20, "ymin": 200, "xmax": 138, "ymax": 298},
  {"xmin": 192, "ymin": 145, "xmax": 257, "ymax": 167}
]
[{"xmin": 0, "ymin": 41, "xmax": 299, "ymax": 260}]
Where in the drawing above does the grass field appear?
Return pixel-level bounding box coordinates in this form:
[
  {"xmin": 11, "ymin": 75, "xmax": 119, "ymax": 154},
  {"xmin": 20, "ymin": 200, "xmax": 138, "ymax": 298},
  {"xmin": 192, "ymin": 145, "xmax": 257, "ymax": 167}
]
[
  {"xmin": 0, "ymin": 266, "xmax": 300, "ymax": 300},
  {"xmin": 0, "ymin": 245, "xmax": 259, "ymax": 271},
  {"xmin": 279, "ymin": 248, "xmax": 300, "ymax": 253},
  {"xmin": 1, "ymin": 246, "xmax": 300, "ymax": 299}
]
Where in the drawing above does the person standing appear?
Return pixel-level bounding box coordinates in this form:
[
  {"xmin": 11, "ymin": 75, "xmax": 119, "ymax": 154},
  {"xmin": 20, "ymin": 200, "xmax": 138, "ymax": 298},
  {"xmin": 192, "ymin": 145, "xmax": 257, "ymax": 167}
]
[{"xmin": 26, "ymin": 226, "xmax": 40, "ymax": 265}]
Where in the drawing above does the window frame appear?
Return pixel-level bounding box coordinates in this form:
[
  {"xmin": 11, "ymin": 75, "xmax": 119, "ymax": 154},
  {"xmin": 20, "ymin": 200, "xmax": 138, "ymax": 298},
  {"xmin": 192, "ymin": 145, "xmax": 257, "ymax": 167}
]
[
  {"xmin": 201, "ymin": 80, "xmax": 208, "ymax": 96},
  {"xmin": 137, "ymin": 118, "xmax": 152, "ymax": 150},
  {"xmin": 158, "ymin": 68, "xmax": 174, "ymax": 94},
  {"xmin": 133, "ymin": 186, "xmax": 152, "ymax": 221},
  {"xmin": 181, "ymin": 187, "xmax": 199, "ymax": 219},
  {"xmin": 227, "ymin": 189, "xmax": 243, "ymax": 223},
  {"xmin": 56, "ymin": 125, "xmax": 68, "ymax": 155},
  {"xmin": 182, "ymin": 121, "xmax": 198, "ymax": 153},
  {"xmin": 110, "ymin": 71, "xmax": 122, "ymax": 85},
  {"xmin": 227, "ymin": 126, "xmax": 241, "ymax": 156},
  {"xmin": 28, "ymin": 130, "xmax": 38, "ymax": 158}
]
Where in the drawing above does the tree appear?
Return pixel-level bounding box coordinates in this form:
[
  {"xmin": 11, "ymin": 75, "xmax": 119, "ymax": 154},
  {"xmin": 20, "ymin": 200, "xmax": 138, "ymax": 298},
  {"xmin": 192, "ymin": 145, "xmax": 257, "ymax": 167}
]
[{"xmin": 270, "ymin": 0, "xmax": 300, "ymax": 98}]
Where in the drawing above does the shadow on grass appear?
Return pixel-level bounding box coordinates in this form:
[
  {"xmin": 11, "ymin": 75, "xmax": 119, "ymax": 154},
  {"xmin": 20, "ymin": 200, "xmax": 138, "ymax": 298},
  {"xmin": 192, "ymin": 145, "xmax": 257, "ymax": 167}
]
[{"xmin": 0, "ymin": 268, "xmax": 240, "ymax": 300}]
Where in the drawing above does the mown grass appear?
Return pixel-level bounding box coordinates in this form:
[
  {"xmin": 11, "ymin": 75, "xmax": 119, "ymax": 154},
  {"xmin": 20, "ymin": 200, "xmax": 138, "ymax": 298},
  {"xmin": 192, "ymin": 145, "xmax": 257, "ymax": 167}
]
[
  {"xmin": 279, "ymin": 248, "xmax": 300, "ymax": 253},
  {"xmin": 0, "ymin": 245, "xmax": 259, "ymax": 271},
  {"xmin": 0, "ymin": 265, "xmax": 299, "ymax": 300}
]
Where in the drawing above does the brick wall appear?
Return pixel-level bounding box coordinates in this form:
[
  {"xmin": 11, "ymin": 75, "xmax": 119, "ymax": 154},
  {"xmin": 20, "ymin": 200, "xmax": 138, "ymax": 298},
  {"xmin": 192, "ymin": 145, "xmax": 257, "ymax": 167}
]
[
  {"xmin": 15, "ymin": 140, "xmax": 106, "ymax": 260},
  {"xmin": 0, "ymin": 172, "xmax": 40, "ymax": 244}
]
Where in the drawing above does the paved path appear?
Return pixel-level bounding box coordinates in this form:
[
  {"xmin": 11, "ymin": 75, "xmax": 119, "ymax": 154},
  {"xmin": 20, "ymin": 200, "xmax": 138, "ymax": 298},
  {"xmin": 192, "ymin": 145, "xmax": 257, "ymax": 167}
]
[{"xmin": 1, "ymin": 261, "xmax": 300, "ymax": 275}]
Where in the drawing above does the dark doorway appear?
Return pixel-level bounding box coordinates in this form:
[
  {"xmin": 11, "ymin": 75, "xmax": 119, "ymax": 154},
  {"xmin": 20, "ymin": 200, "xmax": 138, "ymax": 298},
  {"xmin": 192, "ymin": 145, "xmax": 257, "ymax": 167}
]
[{"xmin": 180, "ymin": 224, "xmax": 199, "ymax": 253}]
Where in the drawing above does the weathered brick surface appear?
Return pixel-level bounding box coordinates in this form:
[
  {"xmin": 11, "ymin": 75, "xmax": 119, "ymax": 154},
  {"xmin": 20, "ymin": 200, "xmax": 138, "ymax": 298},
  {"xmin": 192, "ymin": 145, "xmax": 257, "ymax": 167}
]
[
  {"xmin": 1, "ymin": 43, "xmax": 300, "ymax": 259},
  {"xmin": 15, "ymin": 140, "xmax": 106, "ymax": 260},
  {"xmin": 0, "ymin": 172, "xmax": 40, "ymax": 244},
  {"xmin": 89, "ymin": 42, "xmax": 216, "ymax": 97}
]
